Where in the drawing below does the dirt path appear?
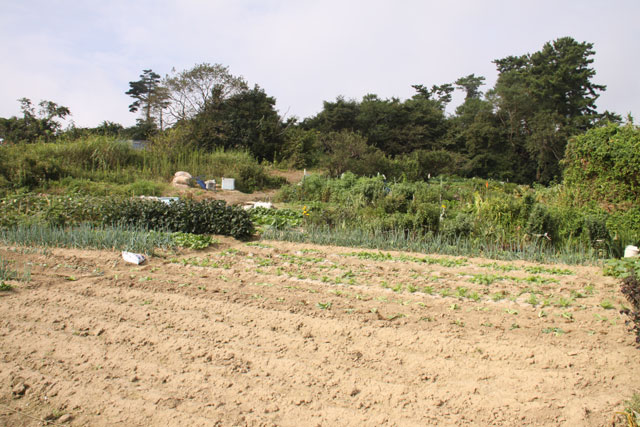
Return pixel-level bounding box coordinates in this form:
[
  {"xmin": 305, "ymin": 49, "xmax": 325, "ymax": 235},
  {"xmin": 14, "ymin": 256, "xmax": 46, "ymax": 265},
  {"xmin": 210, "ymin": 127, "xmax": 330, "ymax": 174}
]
[{"xmin": 0, "ymin": 240, "xmax": 637, "ymax": 426}]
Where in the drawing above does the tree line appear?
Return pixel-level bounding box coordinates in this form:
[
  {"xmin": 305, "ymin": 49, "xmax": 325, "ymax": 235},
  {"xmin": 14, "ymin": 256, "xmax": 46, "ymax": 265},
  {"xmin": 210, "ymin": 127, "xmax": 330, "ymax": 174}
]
[{"xmin": 0, "ymin": 37, "xmax": 624, "ymax": 185}]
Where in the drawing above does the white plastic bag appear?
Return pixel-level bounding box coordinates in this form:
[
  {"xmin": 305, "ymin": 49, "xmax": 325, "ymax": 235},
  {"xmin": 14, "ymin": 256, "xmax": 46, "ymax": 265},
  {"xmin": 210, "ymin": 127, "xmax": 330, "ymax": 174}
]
[{"xmin": 122, "ymin": 251, "xmax": 146, "ymax": 265}]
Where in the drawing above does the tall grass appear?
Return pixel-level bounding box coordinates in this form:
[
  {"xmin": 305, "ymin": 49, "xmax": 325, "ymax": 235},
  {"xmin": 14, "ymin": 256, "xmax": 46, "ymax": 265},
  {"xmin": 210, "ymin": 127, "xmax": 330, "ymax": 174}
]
[
  {"xmin": 0, "ymin": 136, "xmax": 281, "ymax": 194},
  {"xmin": 262, "ymin": 225, "xmax": 606, "ymax": 265},
  {"xmin": 0, "ymin": 224, "xmax": 176, "ymax": 254}
]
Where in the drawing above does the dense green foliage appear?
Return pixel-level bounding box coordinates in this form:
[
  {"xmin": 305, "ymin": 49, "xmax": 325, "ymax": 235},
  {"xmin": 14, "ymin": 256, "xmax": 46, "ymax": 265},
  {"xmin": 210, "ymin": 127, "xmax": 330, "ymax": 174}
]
[
  {"xmin": 0, "ymin": 98, "xmax": 70, "ymax": 143},
  {"xmin": 1, "ymin": 37, "xmax": 622, "ymax": 187},
  {"xmin": 276, "ymin": 172, "xmax": 639, "ymax": 258},
  {"xmin": 249, "ymin": 207, "xmax": 304, "ymax": 229},
  {"xmin": 491, "ymin": 37, "xmax": 610, "ymax": 183},
  {"xmin": 0, "ymin": 136, "xmax": 283, "ymax": 195},
  {"xmin": 0, "ymin": 37, "xmax": 637, "ymax": 265},
  {"xmin": 563, "ymin": 123, "xmax": 640, "ymax": 205},
  {"xmin": 1, "ymin": 193, "xmax": 254, "ymax": 239},
  {"xmin": 101, "ymin": 199, "xmax": 254, "ymax": 239}
]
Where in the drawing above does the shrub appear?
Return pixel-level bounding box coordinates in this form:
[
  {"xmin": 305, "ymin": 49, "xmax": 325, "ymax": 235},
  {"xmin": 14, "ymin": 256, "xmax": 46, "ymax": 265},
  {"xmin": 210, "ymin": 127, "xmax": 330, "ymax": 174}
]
[
  {"xmin": 584, "ymin": 214, "xmax": 610, "ymax": 246},
  {"xmin": 410, "ymin": 203, "xmax": 441, "ymax": 233},
  {"xmin": 234, "ymin": 163, "xmax": 286, "ymax": 193},
  {"xmin": 14, "ymin": 156, "xmax": 63, "ymax": 189},
  {"xmin": 563, "ymin": 123, "xmax": 640, "ymax": 205},
  {"xmin": 442, "ymin": 212, "xmax": 474, "ymax": 237},
  {"xmin": 526, "ymin": 204, "xmax": 556, "ymax": 241},
  {"xmin": 102, "ymin": 199, "xmax": 254, "ymax": 239}
]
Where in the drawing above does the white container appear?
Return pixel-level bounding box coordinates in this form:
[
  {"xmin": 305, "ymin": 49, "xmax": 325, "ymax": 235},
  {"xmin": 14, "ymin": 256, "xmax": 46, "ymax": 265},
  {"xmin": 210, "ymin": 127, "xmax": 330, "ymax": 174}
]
[
  {"xmin": 221, "ymin": 178, "xmax": 235, "ymax": 190},
  {"xmin": 624, "ymin": 245, "xmax": 639, "ymax": 258},
  {"xmin": 205, "ymin": 180, "xmax": 216, "ymax": 191}
]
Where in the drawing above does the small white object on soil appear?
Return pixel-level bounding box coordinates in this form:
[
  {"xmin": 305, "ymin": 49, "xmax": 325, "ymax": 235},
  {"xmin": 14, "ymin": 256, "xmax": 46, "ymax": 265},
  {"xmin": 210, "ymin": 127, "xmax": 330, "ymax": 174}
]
[{"xmin": 122, "ymin": 251, "xmax": 146, "ymax": 265}]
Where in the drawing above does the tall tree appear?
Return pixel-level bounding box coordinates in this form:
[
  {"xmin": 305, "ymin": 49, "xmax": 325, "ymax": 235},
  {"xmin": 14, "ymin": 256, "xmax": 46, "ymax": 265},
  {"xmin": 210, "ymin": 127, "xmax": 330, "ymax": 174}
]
[
  {"xmin": 125, "ymin": 69, "xmax": 169, "ymax": 130},
  {"xmin": 411, "ymin": 83, "xmax": 455, "ymax": 109},
  {"xmin": 455, "ymin": 74, "xmax": 486, "ymax": 100},
  {"xmin": 163, "ymin": 63, "xmax": 248, "ymax": 125},
  {"xmin": 190, "ymin": 85, "xmax": 284, "ymax": 161},
  {"xmin": 492, "ymin": 37, "xmax": 606, "ymax": 183}
]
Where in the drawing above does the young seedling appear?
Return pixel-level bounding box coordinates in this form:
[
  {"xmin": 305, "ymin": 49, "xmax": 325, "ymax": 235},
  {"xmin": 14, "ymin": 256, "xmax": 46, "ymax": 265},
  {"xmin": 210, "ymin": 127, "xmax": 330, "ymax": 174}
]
[
  {"xmin": 542, "ymin": 327, "xmax": 565, "ymax": 336},
  {"xmin": 422, "ymin": 286, "xmax": 434, "ymax": 295},
  {"xmin": 600, "ymin": 299, "xmax": 615, "ymax": 310},
  {"xmin": 455, "ymin": 287, "xmax": 469, "ymax": 299},
  {"xmin": 527, "ymin": 294, "xmax": 539, "ymax": 306},
  {"xmin": 491, "ymin": 291, "xmax": 508, "ymax": 302},
  {"xmin": 440, "ymin": 288, "xmax": 452, "ymax": 298},
  {"xmin": 554, "ymin": 297, "xmax": 573, "ymax": 308}
]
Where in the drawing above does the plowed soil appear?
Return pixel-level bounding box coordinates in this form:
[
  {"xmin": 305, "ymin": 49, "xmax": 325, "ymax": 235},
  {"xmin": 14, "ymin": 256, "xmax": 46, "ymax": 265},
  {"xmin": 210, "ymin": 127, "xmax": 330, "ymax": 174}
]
[{"xmin": 1, "ymin": 239, "xmax": 638, "ymax": 426}]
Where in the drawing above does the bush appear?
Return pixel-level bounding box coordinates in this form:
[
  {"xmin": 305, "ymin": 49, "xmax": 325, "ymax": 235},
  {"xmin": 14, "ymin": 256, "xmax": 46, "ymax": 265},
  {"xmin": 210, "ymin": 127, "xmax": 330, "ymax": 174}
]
[
  {"xmin": 234, "ymin": 163, "xmax": 286, "ymax": 193},
  {"xmin": 102, "ymin": 199, "xmax": 254, "ymax": 239},
  {"xmin": 442, "ymin": 212, "xmax": 474, "ymax": 237},
  {"xmin": 526, "ymin": 204, "xmax": 556, "ymax": 241},
  {"xmin": 584, "ymin": 214, "xmax": 610, "ymax": 246},
  {"xmin": 410, "ymin": 203, "xmax": 441, "ymax": 233},
  {"xmin": 14, "ymin": 156, "xmax": 63, "ymax": 189},
  {"xmin": 563, "ymin": 123, "xmax": 640, "ymax": 205}
]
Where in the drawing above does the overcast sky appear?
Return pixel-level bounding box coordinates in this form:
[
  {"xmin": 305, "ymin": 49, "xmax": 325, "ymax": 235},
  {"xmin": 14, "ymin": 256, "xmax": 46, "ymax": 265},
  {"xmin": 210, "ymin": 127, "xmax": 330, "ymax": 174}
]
[{"xmin": 2, "ymin": 0, "xmax": 638, "ymax": 128}]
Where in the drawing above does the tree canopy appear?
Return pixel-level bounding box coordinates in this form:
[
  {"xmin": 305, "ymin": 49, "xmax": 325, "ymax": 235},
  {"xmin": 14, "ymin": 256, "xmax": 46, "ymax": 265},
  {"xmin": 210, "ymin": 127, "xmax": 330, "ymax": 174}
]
[
  {"xmin": 0, "ymin": 98, "xmax": 70, "ymax": 143},
  {"xmin": 1, "ymin": 36, "xmax": 622, "ymax": 188}
]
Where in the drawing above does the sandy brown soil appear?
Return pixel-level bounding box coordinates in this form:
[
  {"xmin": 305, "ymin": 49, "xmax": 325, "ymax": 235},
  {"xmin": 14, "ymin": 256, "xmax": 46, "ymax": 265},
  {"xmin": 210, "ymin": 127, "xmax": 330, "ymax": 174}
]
[{"xmin": 1, "ymin": 239, "xmax": 638, "ymax": 426}]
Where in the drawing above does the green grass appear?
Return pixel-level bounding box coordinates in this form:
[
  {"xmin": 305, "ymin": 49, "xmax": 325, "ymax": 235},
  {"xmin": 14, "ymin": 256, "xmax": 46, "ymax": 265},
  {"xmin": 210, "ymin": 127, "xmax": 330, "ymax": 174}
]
[{"xmin": 0, "ymin": 137, "xmax": 283, "ymax": 195}]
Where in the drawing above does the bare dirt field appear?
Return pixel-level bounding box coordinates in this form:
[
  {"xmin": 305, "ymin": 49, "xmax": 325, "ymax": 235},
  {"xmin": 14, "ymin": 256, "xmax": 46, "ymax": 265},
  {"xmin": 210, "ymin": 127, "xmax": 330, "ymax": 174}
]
[{"xmin": 1, "ymin": 239, "xmax": 638, "ymax": 426}]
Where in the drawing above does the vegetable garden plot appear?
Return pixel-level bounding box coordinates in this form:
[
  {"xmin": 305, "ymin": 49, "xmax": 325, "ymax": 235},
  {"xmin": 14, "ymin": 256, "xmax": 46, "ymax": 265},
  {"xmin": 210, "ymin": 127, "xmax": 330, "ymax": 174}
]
[{"xmin": 0, "ymin": 241, "xmax": 638, "ymax": 426}]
